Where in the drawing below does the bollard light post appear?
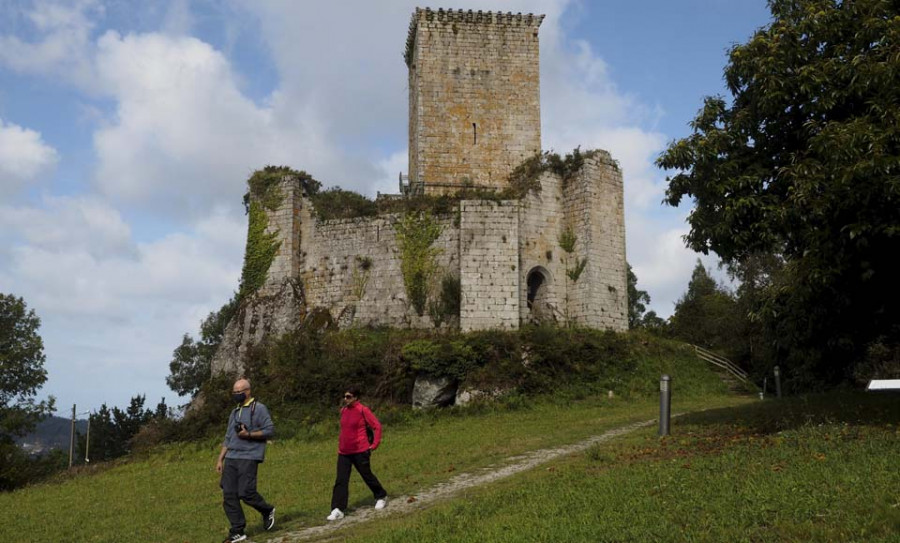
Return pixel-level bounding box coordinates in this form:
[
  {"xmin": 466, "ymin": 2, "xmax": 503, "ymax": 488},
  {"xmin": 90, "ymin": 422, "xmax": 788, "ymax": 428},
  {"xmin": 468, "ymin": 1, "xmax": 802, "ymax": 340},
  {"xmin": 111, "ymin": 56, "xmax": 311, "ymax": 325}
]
[
  {"xmin": 774, "ymin": 366, "xmax": 782, "ymax": 398},
  {"xmin": 659, "ymin": 375, "xmax": 671, "ymax": 436}
]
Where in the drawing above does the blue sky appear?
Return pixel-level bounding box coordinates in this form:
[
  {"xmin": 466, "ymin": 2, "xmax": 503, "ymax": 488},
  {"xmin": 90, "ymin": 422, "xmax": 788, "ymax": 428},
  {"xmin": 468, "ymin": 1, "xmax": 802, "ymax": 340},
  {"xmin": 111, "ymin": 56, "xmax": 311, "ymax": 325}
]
[{"xmin": 0, "ymin": 0, "xmax": 772, "ymax": 415}]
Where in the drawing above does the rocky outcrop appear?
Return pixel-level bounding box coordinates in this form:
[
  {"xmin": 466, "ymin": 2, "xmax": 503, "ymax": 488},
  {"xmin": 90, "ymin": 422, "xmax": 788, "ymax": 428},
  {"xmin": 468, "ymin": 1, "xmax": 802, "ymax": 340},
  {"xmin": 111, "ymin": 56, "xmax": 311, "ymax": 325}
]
[
  {"xmin": 210, "ymin": 278, "xmax": 306, "ymax": 376},
  {"xmin": 412, "ymin": 375, "xmax": 458, "ymax": 409}
]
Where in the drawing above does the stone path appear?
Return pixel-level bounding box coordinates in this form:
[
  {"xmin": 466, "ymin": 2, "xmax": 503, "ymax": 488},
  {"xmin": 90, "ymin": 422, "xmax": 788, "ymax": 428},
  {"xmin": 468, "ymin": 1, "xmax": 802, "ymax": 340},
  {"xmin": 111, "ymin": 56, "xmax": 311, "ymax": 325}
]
[{"xmin": 262, "ymin": 417, "xmax": 657, "ymax": 543}]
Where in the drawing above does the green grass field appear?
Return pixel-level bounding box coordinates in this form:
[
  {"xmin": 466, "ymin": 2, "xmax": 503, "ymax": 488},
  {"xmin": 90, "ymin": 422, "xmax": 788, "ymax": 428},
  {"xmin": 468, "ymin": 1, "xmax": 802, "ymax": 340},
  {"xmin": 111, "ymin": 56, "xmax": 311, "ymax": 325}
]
[
  {"xmin": 342, "ymin": 392, "xmax": 900, "ymax": 543},
  {"xmin": 3, "ymin": 341, "xmax": 897, "ymax": 543},
  {"xmin": 3, "ymin": 393, "xmax": 743, "ymax": 542}
]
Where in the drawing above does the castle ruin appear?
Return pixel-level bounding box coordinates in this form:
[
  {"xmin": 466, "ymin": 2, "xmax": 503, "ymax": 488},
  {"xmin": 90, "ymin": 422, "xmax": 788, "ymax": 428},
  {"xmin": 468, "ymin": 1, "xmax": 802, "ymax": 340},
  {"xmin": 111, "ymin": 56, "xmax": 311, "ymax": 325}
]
[{"xmin": 212, "ymin": 8, "xmax": 627, "ymax": 375}]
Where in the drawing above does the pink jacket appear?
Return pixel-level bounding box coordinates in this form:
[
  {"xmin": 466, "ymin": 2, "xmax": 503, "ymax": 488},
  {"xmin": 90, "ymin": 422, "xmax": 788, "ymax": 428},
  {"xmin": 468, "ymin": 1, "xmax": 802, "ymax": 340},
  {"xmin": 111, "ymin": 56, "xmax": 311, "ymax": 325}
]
[{"xmin": 338, "ymin": 402, "xmax": 382, "ymax": 454}]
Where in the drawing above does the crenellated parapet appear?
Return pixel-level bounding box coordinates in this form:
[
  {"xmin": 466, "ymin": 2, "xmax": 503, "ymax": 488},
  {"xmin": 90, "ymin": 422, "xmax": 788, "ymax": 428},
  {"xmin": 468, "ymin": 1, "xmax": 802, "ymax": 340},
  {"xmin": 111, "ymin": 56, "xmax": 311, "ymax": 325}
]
[{"xmin": 405, "ymin": 8, "xmax": 545, "ymax": 66}]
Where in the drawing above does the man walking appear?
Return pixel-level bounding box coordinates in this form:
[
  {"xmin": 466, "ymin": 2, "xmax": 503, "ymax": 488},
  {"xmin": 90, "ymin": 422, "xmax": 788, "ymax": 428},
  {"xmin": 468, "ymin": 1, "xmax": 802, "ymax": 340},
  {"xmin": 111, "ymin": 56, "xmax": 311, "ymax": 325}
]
[{"xmin": 216, "ymin": 378, "xmax": 276, "ymax": 542}]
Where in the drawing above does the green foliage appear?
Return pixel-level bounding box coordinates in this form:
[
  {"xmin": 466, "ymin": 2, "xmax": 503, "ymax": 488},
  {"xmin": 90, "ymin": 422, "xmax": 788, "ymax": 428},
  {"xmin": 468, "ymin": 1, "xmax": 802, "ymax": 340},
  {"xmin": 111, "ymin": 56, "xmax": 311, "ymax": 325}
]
[
  {"xmin": 402, "ymin": 339, "xmax": 477, "ymax": 380},
  {"xmin": 309, "ymin": 186, "xmax": 378, "ymax": 221},
  {"xmin": 243, "ymin": 165, "xmax": 320, "ymax": 212},
  {"xmin": 566, "ymin": 258, "xmax": 587, "ymax": 282},
  {"xmin": 166, "ymin": 296, "xmax": 238, "ymax": 397},
  {"xmin": 669, "ymin": 260, "xmax": 739, "ymax": 353},
  {"xmin": 237, "ymin": 200, "xmax": 281, "ymax": 299},
  {"xmin": 504, "ymin": 153, "xmax": 546, "ymax": 198},
  {"xmin": 656, "ymin": 0, "xmax": 900, "ymax": 386},
  {"xmin": 506, "ymin": 148, "xmax": 595, "ymax": 197},
  {"xmin": 428, "ymin": 273, "xmax": 461, "ymax": 328},
  {"xmin": 0, "ymin": 293, "xmax": 64, "ymax": 491},
  {"xmin": 395, "ymin": 212, "xmax": 444, "ymax": 316},
  {"xmin": 0, "ymin": 294, "xmax": 52, "ymax": 436},
  {"xmin": 154, "ymin": 327, "xmax": 724, "ymax": 442},
  {"xmin": 557, "ymin": 227, "xmax": 576, "ymax": 254},
  {"xmin": 76, "ymin": 395, "xmax": 163, "ymax": 463},
  {"xmin": 0, "ymin": 446, "xmax": 66, "ymax": 491},
  {"xmin": 351, "ymin": 257, "xmax": 373, "ymax": 300}
]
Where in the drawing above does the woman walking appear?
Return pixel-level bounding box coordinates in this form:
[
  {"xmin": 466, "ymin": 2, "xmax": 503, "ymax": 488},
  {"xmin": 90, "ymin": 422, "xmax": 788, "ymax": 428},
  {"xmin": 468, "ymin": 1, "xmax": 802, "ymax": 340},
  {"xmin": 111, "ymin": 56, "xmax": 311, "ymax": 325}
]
[{"xmin": 327, "ymin": 386, "xmax": 388, "ymax": 520}]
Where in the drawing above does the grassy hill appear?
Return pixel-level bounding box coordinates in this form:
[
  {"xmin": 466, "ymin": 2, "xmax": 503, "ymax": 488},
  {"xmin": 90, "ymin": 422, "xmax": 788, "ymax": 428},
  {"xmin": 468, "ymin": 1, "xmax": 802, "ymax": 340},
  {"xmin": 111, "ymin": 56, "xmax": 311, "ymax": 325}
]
[{"xmin": 2, "ymin": 333, "xmax": 896, "ymax": 542}]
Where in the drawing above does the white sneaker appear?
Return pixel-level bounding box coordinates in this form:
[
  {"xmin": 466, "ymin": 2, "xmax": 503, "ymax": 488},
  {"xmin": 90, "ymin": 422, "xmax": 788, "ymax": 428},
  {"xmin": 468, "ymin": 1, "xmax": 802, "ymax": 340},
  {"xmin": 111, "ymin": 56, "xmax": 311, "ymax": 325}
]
[
  {"xmin": 374, "ymin": 498, "xmax": 387, "ymax": 510},
  {"xmin": 327, "ymin": 508, "xmax": 344, "ymax": 521}
]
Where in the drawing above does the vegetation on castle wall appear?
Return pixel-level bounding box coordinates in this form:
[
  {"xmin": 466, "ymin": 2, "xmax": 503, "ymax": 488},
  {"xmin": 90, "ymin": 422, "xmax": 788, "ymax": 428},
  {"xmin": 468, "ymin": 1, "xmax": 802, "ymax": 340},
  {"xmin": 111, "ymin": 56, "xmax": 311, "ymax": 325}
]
[
  {"xmin": 242, "ymin": 165, "xmax": 321, "ymax": 212},
  {"xmin": 428, "ymin": 272, "xmax": 461, "ymax": 328},
  {"xmin": 302, "ymin": 146, "xmax": 603, "ymax": 222},
  {"xmin": 507, "ymin": 147, "xmax": 599, "ymax": 196},
  {"xmin": 309, "ymin": 187, "xmax": 378, "ymax": 221},
  {"xmin": 395, "ymin": 211, "xmax": 444, "ymax": 316},
  {"xmin": 237, "ymin": 200, "xmax": 281, "ymax": 299},
  {"xmin": 237, "ymin": 166, "xmax": 322, "ymax": 299}
]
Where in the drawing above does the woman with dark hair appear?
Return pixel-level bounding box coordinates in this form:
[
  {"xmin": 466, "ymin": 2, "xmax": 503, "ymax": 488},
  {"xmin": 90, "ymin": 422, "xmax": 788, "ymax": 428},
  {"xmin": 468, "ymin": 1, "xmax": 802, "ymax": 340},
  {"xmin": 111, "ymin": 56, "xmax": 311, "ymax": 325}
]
[{"xmin": 326, "ymin": 387, "xmax": 388, "ymax": 521}]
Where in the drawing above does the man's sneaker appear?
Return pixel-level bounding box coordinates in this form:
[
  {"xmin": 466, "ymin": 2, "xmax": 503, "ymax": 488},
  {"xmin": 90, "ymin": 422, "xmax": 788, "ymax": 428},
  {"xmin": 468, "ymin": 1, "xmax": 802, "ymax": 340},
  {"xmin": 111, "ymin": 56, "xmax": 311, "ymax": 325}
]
[
  {"xmin": 263, "ymin": 506, "xmax": 276, "ymax": 531},
  {"xmin": 222, "ymin": 534, "xmax": 247, "ymax": 543},
  {"xmin": 326, "ymin": 508, "xmax": 344, "ymax": 521},
  {"xmin": 375, "ymin": 498, "xmax": 387, "ymax": 510}
]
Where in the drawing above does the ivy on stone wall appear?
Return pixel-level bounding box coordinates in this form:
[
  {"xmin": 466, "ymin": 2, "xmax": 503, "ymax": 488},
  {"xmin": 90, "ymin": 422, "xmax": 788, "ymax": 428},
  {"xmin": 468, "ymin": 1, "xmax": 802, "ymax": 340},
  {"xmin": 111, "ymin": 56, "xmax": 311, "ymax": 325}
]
[
  {"xmin": 237, "ymin": 166, "xmax": 322, "ymax": 300},
  {"xmin": 395, "ymin": 211, "xmax": 444, "ymax": 316},
  {"xmin": 558, "ymin": 227, "xmax": 577, "ymax": 254},
  {"xmin": 238, "ymin": 200, "xmax": 281, "ymax": 300},
  {"xmin": 351, "ymin": 256, "xmax": 373, "ymax": 300},
  {"xmin": 428, "ymin": 272, "xmax": 461, "ymax": 328}
]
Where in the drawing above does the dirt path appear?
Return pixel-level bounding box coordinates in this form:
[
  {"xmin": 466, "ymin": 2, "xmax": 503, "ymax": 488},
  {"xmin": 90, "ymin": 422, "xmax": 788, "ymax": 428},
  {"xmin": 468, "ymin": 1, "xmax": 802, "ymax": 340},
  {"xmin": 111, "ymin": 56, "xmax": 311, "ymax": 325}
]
[{"xmin": 263, "ymin": 417, "xmax": 657, "ymax": 543}]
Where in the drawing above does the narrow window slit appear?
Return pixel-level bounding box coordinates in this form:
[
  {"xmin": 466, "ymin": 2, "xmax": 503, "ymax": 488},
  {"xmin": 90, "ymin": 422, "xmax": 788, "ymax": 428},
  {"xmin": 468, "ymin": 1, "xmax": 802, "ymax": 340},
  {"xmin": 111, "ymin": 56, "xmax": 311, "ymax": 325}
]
[{"xmin": 473, "ymin": 123, "xmax": 477, "ymax": 144}]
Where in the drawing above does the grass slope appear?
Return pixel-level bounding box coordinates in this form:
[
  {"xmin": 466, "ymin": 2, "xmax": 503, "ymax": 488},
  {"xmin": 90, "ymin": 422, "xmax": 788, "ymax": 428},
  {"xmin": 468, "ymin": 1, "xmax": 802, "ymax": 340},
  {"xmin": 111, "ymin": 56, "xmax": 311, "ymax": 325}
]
[
  {"xmin": 343, "ymin": 393, "xmax": 900, "ymax": 543},
  {"xmin": 1, "ymin": 336, "xmax": 730, "ymax": 542}
]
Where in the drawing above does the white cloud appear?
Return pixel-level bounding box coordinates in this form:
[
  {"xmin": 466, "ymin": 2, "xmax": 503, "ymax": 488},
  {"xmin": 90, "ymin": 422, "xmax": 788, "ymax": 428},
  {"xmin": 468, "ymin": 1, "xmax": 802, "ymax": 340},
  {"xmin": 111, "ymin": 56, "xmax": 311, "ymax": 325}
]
[
  {"xmin": 0, "ymin": 196, "xmax": 245, "ymax": 408},
  {"xmin": 0, "ymin": 118, "xmax": 60, "ymax": 196},
  {"xmin": 0, "ymin": 0, "xmax": 101, "ymax": 90},
  {"xmin": 0, "ymin": 195, "xmax": 133, "ymax": 258}
]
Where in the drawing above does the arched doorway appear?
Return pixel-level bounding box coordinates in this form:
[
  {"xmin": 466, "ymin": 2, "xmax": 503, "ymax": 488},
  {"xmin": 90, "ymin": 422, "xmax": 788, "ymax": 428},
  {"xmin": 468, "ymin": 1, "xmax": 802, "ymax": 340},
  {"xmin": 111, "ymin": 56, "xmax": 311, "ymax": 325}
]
[{"xmin": 526, "ymin": 267, "xmax": 554, "ymax": 323}]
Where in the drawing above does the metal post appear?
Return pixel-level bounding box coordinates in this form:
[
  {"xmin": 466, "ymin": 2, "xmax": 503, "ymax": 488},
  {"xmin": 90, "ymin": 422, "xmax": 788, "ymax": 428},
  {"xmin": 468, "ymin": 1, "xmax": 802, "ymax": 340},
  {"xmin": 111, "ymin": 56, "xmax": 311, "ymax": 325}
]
[
  {"xmin": 659, "ymin": 375, "xmax": 671, "ymax": 436},
  {"xmin": 68, "ymin": 404, "xmax": 76, "ymax": 468},
  {"xmin": 774, "ymin": 366, "xmax": 782, "ymax": 398},
  {"xmin": 84, "ymin": 413, "xmax": 91, "ymax": 463}
]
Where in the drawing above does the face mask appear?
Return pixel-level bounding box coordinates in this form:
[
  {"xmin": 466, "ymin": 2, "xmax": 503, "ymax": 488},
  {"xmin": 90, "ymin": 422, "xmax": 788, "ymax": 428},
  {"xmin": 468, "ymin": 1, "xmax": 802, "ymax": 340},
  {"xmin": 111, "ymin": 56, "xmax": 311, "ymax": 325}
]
[{"xmin": 232, "ymin": 392, "xmax": 247, "ymax": 404}]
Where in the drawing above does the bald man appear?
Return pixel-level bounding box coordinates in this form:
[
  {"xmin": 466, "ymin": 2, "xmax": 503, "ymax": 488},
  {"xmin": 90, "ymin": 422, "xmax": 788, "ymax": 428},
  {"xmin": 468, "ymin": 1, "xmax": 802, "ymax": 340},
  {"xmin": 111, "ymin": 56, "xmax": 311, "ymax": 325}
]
[{"xmin": 216, "ymin": 378, "xmax": 276, "ymax": 543}]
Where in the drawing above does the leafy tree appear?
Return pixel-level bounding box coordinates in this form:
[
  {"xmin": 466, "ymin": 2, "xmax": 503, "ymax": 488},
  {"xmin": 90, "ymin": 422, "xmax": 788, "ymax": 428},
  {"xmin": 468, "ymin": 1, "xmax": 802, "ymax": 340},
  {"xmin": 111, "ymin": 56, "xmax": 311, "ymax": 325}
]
[
  {"xmin": 725, "ymin": 252, "xmax": 785, "ymax": 379},
  {"xmin": 0, "ymin": 293, "xmax": 56, "ymax": 489},
  {"xmin": 0, "ymin": 294, "xmax": 54, "ymax": 440},
  {"xmin": 78, "ymin": 395, "xmax": 156, "ymax": 463},
  {"xmin": 669, "ymin": 261, "xmax": 739, "ymax": 353},
  {"xmin": 167, "ymin": 296, "xmax": 238, "ymax": 397},
  {"xmin": 657, "ymin": 0, "xmax": 900, "ymax": 385},
  {"xmin": 627, "ymin": 263, "xmax": 651, "ymax": 329}
]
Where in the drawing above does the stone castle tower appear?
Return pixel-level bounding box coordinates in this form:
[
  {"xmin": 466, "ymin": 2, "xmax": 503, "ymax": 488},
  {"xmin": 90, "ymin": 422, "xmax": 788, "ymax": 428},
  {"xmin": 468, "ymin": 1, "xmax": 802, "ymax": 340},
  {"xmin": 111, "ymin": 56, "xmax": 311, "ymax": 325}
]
[
  {"xmin": 211, "ymin": 7, "xmax": 627, "ymax": 374},
  {"xmin": 405, "ymin": 9, "xmax": 543, "ymax": 194}
]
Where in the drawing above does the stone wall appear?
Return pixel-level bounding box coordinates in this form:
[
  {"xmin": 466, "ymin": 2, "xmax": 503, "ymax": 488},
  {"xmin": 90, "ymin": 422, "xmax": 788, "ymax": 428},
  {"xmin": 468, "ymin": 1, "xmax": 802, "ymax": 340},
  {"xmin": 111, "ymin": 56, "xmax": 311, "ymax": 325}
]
[
  {"xmin": 518, "ymin": 171, "xmax": 566, "ymax": 323},
  {"xmin": 260, "ymin": 176, "xmax": 302, "ymax": 294},
  {"xmin": 298, "ymin": 201, "xmax": 459, "ymax": 329},
  {"xmin": 406, "ymin": 8, "xmax": 543, "ymax": 193},
  {"xmin": 563, "ymin": 153, "xmax": 628, "ymax": 331},
  {"xmin": 459, "ymin": 200, "xmax": 520, "ymax": 331}
]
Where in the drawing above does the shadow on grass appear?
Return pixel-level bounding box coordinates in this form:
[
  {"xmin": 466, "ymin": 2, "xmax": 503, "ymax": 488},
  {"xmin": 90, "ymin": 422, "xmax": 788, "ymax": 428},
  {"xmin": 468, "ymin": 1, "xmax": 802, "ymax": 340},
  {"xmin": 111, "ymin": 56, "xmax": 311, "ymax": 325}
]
[{"xmin": 678, "ymin": 391, "xmax": 900, "ymax": 434}]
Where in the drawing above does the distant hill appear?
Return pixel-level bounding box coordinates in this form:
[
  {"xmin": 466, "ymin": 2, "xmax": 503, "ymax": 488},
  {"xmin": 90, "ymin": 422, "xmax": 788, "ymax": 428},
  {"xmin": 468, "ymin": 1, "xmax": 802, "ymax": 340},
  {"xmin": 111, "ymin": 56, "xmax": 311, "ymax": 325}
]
[{"xmin": 16, "ymin": 415, "xmax": 88, "ymax": 456}]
